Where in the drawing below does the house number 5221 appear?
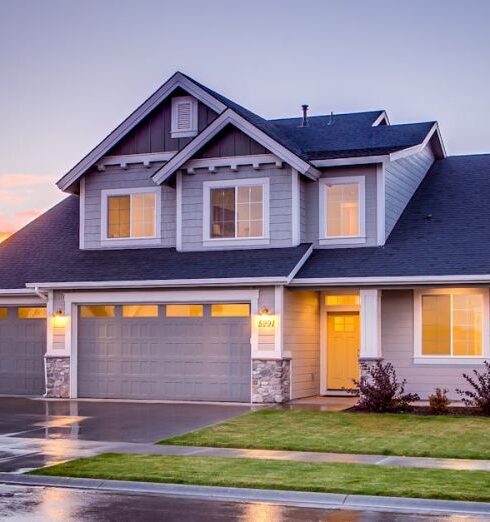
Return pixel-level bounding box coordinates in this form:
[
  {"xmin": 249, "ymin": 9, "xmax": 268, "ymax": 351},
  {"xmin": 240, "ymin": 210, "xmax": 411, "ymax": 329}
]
[{"xmin": 258, "ymin": 319, "xmax": 275, "ymax": 328}]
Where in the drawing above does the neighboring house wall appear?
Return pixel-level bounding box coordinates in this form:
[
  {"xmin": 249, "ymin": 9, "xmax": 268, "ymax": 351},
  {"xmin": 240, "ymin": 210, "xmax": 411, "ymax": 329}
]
[
  {"xmin": 108, "ymin": 90, "xmax": 218, "ymax": 155},
  {"xmin": 284, "ymin": 288, "xmax": 320, "ymax": 399},
  {"xmin": 180, "ymin": 165, "xmax": 293, "ymax": 251},
  {"xmin": 303, "ymin": 164, "xmax": 378, "ymax": 247},
  {"xmin": 82, "ymin": 164, "xmax": 176, "ymax": 249},
  {"xmin": 384, "ymin": 144, "xmax": 435, "ymax": 238},
  {"xmin": 381, "ymin": 289, "xmax": 484, "ymax": 400}
]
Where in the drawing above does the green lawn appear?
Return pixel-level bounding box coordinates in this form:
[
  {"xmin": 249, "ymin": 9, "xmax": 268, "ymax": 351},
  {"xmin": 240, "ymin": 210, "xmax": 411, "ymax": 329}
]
[
  {"xmin": 159, "ymin": 409, "xmax": 490, "ymax": 460},
  {"xmin": 31, "ymin": 453, "xmax": 490, "ymax": 502}
]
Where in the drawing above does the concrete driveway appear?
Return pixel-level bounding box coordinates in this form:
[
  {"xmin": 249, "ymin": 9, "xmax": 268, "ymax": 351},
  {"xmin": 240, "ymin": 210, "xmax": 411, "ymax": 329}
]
[{"xmin": 0, "ymin": 397, "xmax": 250, "ymax": 473}]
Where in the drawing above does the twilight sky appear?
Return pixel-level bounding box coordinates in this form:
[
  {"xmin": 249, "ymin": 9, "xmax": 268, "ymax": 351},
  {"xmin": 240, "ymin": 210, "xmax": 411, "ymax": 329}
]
[{"xmin": 1, "ymin": 0, "xmax": 490, "ymax": 239}]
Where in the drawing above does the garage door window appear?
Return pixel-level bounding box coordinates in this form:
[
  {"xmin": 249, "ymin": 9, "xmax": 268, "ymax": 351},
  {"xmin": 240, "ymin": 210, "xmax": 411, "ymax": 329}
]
[
  {"xmin": 166, "ymin": 304, "xmax": 203, "ymax": 317},
  {"xmin": 0, "ymin": 308, "xmax": 7, "ymax": 319},
  {"xmin": 122, "ymin": 305, "xmax": 159, "ymax": 318},
  {"xmin": 211, "ymin": 304, "xmax": 250, "ymax": 317},
  {"xmin": 17, "ymin": 307, "xmax": 47, "ymax": 319},
  {"xmin": 80, "ymin": 306, "xmax": 116, "ymax": 318}
]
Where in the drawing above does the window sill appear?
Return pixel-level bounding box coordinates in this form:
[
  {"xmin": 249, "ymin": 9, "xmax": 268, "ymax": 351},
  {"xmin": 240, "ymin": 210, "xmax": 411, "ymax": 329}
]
[
  {"xmin": 319, "ymin": 236, "xmax": 366, "ymax": 246},
  {"xmin": 413, "ymin": 357, "xmax": 488, "ymax": 365},
  {"xmin": 101, "ymin": 237, "xmax": 161, "ymax": 248},
  {"xmin": 171, "ymin": 129, "xmax": 198, "ymax": 139},
  {"xmin": 203, "ymin": 238, "xmax": 270, "ymax": 248}
]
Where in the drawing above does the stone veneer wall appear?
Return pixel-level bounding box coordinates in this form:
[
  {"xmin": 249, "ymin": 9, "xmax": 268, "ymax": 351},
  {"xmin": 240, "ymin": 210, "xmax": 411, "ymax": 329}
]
[
  {"xmin": 252, "ymin": 359, "xmax": 290, "ymax": 403},
  {"xmin": 45, "ymin": 356, "xmax": 70, "ymax": 398}
]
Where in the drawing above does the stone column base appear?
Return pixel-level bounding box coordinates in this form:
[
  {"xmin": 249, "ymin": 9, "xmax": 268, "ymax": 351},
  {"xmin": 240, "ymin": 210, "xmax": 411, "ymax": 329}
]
[
  {"xmin": 359, "ymin": 357, "xmax": 383, "ymax": 379},
  {"xmin": 45, "ymin": 356, "xmax": 70, "ymax": 398},
  {"xmin": 252, "ymin": 359, "xmax": 290, "ymax": 403}
]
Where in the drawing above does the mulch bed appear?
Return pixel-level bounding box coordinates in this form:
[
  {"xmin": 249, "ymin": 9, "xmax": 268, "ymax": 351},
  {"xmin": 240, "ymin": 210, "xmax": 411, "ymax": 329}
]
[{"xmin": 346, "ymin": 405, "xmax": 487, "ymax": 417}]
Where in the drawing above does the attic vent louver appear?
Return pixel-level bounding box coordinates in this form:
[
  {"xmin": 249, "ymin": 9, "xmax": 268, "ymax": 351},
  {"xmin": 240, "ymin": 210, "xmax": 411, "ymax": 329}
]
[{"xmin": 171, "ymin": 96, "xmax": 198, "ymax": 138}]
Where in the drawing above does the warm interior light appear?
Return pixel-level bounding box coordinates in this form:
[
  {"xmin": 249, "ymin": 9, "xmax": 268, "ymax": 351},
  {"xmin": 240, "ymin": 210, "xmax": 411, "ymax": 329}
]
[{"xmin": 52, "ymin": 309, "xmax": 68, "ymax": 328}]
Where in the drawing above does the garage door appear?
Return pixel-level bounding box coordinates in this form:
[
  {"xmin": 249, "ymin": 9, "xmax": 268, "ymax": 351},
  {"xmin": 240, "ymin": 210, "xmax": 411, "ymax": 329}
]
[
  {"xmin": 77, "ymin": 303, "xmax": 251, "ymax": 402},
  {"xmin": 0, "ymin": 306, "xmax": 46, "ymax": 395}
]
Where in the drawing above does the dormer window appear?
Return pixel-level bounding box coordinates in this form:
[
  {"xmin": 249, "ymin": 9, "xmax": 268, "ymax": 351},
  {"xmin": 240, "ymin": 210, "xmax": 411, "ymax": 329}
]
[{"xmin": 171, "ymin": 96, "xmax": 198, "ymax": 138}]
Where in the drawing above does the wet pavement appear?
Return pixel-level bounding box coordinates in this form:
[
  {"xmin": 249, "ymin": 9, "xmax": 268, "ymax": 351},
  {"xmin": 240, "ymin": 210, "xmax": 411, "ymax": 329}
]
[{"xmin": 0, "ymin": 484, "xmax": 485, "ymax": 521}]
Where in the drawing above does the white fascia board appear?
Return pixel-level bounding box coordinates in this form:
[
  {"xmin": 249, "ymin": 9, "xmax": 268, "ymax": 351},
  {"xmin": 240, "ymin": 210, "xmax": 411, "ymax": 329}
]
[
  {"xmin": 57, "ymin": 72, "xmax": 227, "ymax": 192},
  {"xmin": 290, "ymin": 274, "xmax": 490, "ymax": 287},
  {"xmin": 372, "ymin": 111, "xmax": 390, "ymax": 126},
  {"xmin": 0, "ymin": 288, "xmax": 39, "ymax": 296},
  {"xmin": 389, "ymin": 123, "xmax": 445, "ymax": 161},
  {"xmin": 26, "ymin": 276, "xmax": 289, "ymax": 290},
  {"xmin": 152, "ymin": 109, "xmax": 319, "ymax": 184},
  {"xmin": 312, "ymin": 155, "xmax": 389, "ymax": 167}
]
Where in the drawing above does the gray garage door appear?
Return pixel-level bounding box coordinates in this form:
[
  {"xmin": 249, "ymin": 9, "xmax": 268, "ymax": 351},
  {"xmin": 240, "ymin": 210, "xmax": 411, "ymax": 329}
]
[
  {"xmin": 0, "ymin": 306, "xmax": 46, "ymax": 395},
  {"xmin": 77, "ymin": 303, "xmax": 251, "ymax": 402}
]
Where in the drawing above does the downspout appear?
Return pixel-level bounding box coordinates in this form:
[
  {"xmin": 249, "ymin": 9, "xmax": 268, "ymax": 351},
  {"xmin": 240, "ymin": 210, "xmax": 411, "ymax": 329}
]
[{"xmin": 34, "ymin": 286, "xmax": 48, "ymax": 302}]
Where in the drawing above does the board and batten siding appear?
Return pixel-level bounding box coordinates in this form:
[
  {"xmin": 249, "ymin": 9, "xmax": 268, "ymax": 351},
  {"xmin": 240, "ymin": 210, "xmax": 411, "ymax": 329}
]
[
  {"xmin": 83, "ymin": 164, "xmax": 176, "ymax": 249},
  {"xmin": 181, "ymin": 166, "xmax": 293, "ymax": 251},
  {"xmin": 381, "ymin": 289, "xmax": 486, "ymax": 400},
  {"xmin": 303, "ymin": 165, "xmax": 378, "ymax": 247},
  {"xmin": 384, "ymin": 145, "xmax": 435, "ymax": 238},
  {"xmin": 284, "ymin": 289, "xmax": 320, "ymax": 399}
]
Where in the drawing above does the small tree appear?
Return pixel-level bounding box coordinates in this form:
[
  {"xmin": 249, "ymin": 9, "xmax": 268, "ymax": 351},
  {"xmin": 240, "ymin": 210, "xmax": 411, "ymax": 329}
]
[
  {"xmin": 351, "ymin": 360, "xmax": 420, "ymax": 413},
  {"xmin": 428, "ymin": 388, "xmax": 450, "ymax": 414},
  {"xmin": 456, "ymin": 361, "xmax": 490, "ymax": 415}
]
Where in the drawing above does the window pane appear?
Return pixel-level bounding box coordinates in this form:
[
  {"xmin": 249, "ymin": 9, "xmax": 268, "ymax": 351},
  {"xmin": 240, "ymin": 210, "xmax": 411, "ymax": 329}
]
[
  {"xmin": 108, "ymin": 196, "xmax": 130, "ymax": 238},
  {"xmin": 211, "ymin": 304, "xmax": 250, "ymax": 317},
  {"xmin": 325, "ymin": 295, "xmax": 360, "ymax": 306},
  {"xmin": 122, "ymin": 305, "xmax": 159, "ymax": 318},
  {"xmin": 0, "ymin": 308, "xmax": 8, "ymax": 319},
  {"xmin": 131, "ymin": 193, "xmax": 156, "ymax": 238},
  {"xmin": 80, "ymin": 306, "xmax": 115, "ymax": 318},
  {"xmin": 453, "ymin": 294, "xmax": 483, "ymax": 356},
  {"xmin": 326, "ymin": 183, "xmax": 359, "ymax": 237},
  {"xmin": 166, "ymin": 304, "xmax": 203, "ymax": 317},
  {"xmin": 422, "ymin": 295, "xmax": 451, "ymax": 355},
  {"xmin": 211, "ymin": 188, "xmax": 235, "ymax": 238},
  {"xmin": 17, "ymin": 307, "xmax": 47, "ymax": 319},
  {"xmin": 237, "ymin": 185, "xmax": 263, "ymax": 238}
]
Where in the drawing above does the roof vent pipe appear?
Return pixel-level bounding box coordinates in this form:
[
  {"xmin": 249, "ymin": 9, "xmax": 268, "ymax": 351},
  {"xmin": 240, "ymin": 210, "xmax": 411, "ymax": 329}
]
[
  {"xmin": 327, "ymin": 111, "xmax": 335, "ymax": 126},
  {"xmin": 300, "ymin": 104, "xmax": 309, "ymax": 127}
]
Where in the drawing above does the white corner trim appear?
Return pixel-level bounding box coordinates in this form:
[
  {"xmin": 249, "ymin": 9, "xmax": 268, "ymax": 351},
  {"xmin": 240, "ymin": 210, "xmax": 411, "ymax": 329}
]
[
  {"xmin": 202, "ymin": 177, "xmax": 270, "ymax": 243},
  {"xmin": 291, "ymin": 169, "xmax": 300, "ymax": 246},
  {"xmin": 360, "ymin": 289, "xmax": 382, "ymax": 358},
  {"xmin": 413, "ymin": 287, "xmax": 490, "ymax": 362},
  {"xmin": 171, "ymin": 96, "xmax": 198, "ymax": 138},
  {"xmin": 100, "ymin": 186, "xmax": 161, "ymax": 244},
  {"xmin": 274, "ymin": 285, "xmax": 284, "ymax": 358},
  {"xmin": 318, "ymin": 176, "xmax": 366, "ymax": 243},
  {"xmin": 152, "ymin": 109, "xmax": 319, "ymax": 184},
  {"xmin": 97, "ymin": 152, "xmax": 176, "ymax": 170},
  {"xmin": 79, "ymin": 177, "xmax": 85, "ymax": 249},
  {"xmin": 57, "ymin": 72, "xmax": 227, "ymax": 192},
  {"xmin": 184, "ymin": 154, "xmax": 282, "ymax": 174},
  {"xmin": 176, "ymin": 170, "xmax": 183, "ymax": 251},
  {"xmin": 376, "ymin": 163, "xmax": 386, "ymax": 245}
]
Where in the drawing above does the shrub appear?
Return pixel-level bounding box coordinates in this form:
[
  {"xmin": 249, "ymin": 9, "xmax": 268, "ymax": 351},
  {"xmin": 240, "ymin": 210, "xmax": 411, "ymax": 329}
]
[
  {"xmin": 456, "ymin": 361, "xmax": 490, "ymax": 415},
  {"xmin": 351, "ymin": 360, "xmax": 420, "ymax": 413},
  {"xmin": 428, "ymin": 388, "xmax": 450, "ymax": 414}
]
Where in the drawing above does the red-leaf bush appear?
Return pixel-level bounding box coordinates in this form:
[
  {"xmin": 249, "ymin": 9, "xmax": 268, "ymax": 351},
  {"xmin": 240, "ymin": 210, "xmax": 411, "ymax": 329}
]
[
  {"xmin": 351, "ymin": 360, "xmax": 420, "ymax": 413},
  {"xmin": 456, "ymin": 361, "xmax": 490, "ymax": 415}
]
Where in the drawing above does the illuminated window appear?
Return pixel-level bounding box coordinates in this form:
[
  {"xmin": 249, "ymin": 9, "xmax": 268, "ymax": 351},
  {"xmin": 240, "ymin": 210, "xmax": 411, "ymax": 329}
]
[
  {"xmin": 106, "ymin": 191, "xmax": 157, "ymax": 239},
  {"xmin": 421, "ymin": 292, "xmax": 483, "ymax": 357},
  {"xmin": 122, "ymin": 305, "xmax": 159, "ymax": 318},
  {"xmin": 211, "ymin": 304, "xmax": 250, "ymax": 317},
  {"xmin": 166, "ymin": 304, "xmax": 203, "ymax": 317},
  {"xmin": 80, "ymin": 306, "xmax": 115, "ymax": 318},
  {"xmin": 0, "ymin": 308, "xmax": 8, "ymax": 319},
  {"xmin": 17, "ymin": 307, "xmax": 47, "ymax": 319},
  {"xmin": 326, "ymin": 183, "xmax": 360, "ymax": 237},
  {"xmin": 325, "ymin": 295, "xmax": 360, "ymax": 306},
  {"xmin": 333, "ymin": 315, "xmax": 355, "ymax": 332}
]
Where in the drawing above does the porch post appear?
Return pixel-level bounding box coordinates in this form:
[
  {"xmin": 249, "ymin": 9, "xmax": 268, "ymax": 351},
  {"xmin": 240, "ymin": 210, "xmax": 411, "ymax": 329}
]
[{"xmin": 359, "ymin": 289, "xmax": 382, "ymax": 372}]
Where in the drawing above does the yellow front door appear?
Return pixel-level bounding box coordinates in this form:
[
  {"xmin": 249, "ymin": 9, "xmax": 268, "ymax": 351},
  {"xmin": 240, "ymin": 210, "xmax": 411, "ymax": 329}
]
[{"xmin": 327, "ymin": 312, "xmax": 360, "ymax": 390}]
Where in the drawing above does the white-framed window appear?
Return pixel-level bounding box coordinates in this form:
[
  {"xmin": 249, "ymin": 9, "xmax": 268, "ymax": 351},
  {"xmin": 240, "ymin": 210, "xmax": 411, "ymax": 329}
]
[
  {"xmin": 171, "ymin": 96, "xmax": 198, "ymax": 138},
  {"xmin": 203, "ymin": 178, "xmax": 270, "ymax": 246},
  {"xmin": 319, "ymin": 176, "xmax": 365, "ymax": 245},
  {"xmin": 101, "ymin": 187, "xmax": 161, "ymax": 245},
  {"xmin": 414, "ymin": 288, "xmax": 489, "ymax": 364}
]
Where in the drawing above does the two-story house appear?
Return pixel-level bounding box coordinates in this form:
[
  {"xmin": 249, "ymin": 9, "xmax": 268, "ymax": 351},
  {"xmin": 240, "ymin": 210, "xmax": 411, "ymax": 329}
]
[{"xmin": 1, "ymin": 71, "xmax": 488, "ymax": 403}]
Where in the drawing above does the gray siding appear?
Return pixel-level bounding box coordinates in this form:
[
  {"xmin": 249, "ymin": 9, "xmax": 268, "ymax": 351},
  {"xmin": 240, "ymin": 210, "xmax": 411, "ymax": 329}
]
[
  {"xmin": 196, "ymin": 126, "xmax": 268, "ymax": 158},
  {"xmin": 284, "ymin": 289, "xmax": 320, "ymax": 399},
  {"xmin": 181, "ymin": 166, "xmax": 293, "ymax": 251},
  {"xmin": 83, "ymin": 164, "xmax": 176, "ymax": 249},
  {"xmin": 382, "ymin": 289, "xmax": 485, "ymax": 400},
  {"xmin": 303, "ymin": 165, "xmax": 378, "ymax": 247},
  {"xmin": 385, "ymin": 145, "xmax": 435, "ymax": 238}
]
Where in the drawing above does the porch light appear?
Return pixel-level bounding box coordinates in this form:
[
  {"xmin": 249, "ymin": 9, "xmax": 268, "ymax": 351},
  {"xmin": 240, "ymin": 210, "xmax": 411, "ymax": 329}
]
[
  {"xmin": 259, "ymin": 306, "xmax": 271, "ymax": 316},
  {"xmin": 52, "ymin": 309, "xmax": 67, "ymax": 328}
]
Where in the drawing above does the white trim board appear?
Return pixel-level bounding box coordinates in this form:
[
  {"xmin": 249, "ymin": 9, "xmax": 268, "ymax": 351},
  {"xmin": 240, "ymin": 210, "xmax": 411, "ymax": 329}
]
[
  {"xmin": 184, "ymin": 154, "xmax": 282, "ymax": 174},
  {"xmin": 291, "ymin": 169, "xmax": 300, "ymax": 246},
  {"xmin": 97, "ymin": 151, "xmax": 176, "ymax": 170},
  {"xmin": 57, "ymin": 72, "xmax": 227, "ymax": 192},
  {"xmin": 290, "ymin": 275, "xmax": 490, "ymax": 286}
]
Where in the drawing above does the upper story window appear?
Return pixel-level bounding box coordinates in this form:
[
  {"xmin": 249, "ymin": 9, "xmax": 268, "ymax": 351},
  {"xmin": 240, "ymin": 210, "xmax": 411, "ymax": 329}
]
[
  {"xmin": 203, "ymin": 178, "xmax": 270, "ymax": 245},
  {"xmin": 414, "ymin": 288, "xmax": 489, "ymax": 363},
  {"xmin": 319, "ymin": 176, "xmax": 365, "ymax": 245},
  {"xmin": 101, "ymin": 188, "xmax": 160, "ymax": 243},
  {"xmin": 171, "ymin": 96, "xmax": 198, "ymax": 138}
]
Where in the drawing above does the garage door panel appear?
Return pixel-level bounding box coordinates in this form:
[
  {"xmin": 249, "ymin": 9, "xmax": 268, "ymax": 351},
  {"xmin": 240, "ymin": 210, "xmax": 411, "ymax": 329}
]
[{"xmin": 78, "ymin": 304, "xmax": 251, "ymax": 401}]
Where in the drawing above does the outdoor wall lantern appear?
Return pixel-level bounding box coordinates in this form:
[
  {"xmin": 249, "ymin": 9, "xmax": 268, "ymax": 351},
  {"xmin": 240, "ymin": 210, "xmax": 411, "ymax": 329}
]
[{"xmin": 52, "ymin": 309, "xmax": 68, "ymax": 328}]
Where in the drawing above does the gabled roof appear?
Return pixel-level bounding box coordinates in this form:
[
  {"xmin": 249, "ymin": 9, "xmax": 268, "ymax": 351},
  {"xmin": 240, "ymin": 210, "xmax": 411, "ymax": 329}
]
[
  {"xmin": 0, "ymin": 197, "xmax": 312, "ymax": 290},
  {"xmin": 294, "ymin": 154, "xmax": 490, "ymax": 282}
]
